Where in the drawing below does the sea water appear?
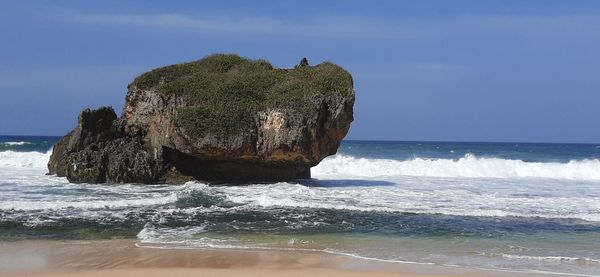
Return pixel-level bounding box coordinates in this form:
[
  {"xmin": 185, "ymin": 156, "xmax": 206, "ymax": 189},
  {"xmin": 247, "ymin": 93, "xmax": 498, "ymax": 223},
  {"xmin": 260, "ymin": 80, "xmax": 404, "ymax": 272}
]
[{"xmin": 1, "ymin": 136, "xmax": 599, "ymax": 276}]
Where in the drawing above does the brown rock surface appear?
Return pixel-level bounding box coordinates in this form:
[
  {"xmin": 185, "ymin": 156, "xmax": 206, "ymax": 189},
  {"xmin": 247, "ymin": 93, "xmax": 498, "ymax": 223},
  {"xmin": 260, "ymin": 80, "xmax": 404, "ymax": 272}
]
[{"xmin": 48, "ymin": 54, "xmax": 355, "ymax": 184}]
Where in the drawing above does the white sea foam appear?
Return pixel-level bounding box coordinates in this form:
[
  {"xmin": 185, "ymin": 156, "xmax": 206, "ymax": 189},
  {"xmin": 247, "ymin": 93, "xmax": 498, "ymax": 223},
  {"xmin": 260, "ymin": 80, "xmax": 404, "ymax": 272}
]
[
  {"xmin": 134, "ymin": 225, "xmax": 600, "ymax": 277},
  {"xmin": 498, "ymin": 254, "xmax": 600, "ymax": 264},
  {"xmin": 0, "ymin": 182, "xmax": 205, "ymax": 211},
  {"xmin": 137, "ymin": 224, "xmax": 207, "ymax": 243},
  {"xmin": 312, "ymin": 154, "xmax": 600, "ymax": 181},
  {"xmin": 0, "ymin": 194, "xmax": 178, "ymax": 211},
  {"xmin": 322, "ymin": 249, "xmax": 437, "ymax": 265},
  {"xmin": 4, "ymin": 149, "xmax": 600, "ymax": 181},
  {"xmin": 1, "ymin": 141, "xmax": 31, "ymax": 146},
  {"xmin": 2, "ymin": 150, "xmax": 600, "ymax": 221},
  {"xmin": 211, "ymin": 180, "xmax": 600, "ymax": 221},
  {"xmin": 0, "ymin": 150, "xmax": 51, "ymax": 169},
  {"xmin": 137, "ymin": 224, "xmax": 261, "ymax": 250},
  {"xmin": 2, "ymin": 148, "xmax": 599, "ymax": 276}
]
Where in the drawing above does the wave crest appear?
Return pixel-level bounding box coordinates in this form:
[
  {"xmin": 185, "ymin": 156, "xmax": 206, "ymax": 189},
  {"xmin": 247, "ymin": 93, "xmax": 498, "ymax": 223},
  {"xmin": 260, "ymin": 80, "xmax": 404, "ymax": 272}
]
[
  {"xmin": 5, "ymin": 149, "xmax": 600, "ymax": 181},
  {"xmin": 312, "ymin": 154, "xmax": 600, "ymax": 181},
  {"xmin": 0, "ymin": 150, "xmax": 52, "ymax": 169},
  {"xmin": 1, "ymin": 141, "xmax": 31, "ymax": 146}
]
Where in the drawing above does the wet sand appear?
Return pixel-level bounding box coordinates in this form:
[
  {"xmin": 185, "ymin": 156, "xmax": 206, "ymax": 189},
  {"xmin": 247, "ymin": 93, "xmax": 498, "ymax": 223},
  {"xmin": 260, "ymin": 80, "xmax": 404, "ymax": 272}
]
[{"xmin": 0, "ymin": 239, "xmax": 547, "ymax": 277}]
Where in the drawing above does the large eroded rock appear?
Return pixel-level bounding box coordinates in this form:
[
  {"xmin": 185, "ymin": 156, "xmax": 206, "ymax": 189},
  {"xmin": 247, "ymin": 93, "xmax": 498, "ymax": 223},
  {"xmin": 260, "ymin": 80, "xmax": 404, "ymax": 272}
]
[{"xmin": 48, "ymin": 54, "xmax": 355, "ymax": 183}]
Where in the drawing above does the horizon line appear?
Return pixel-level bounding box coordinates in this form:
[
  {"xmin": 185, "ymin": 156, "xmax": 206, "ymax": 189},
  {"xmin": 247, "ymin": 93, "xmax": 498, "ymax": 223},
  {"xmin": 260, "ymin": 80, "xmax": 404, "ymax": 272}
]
[{"xmin": 1, "ymin": 134, "xmax": 599, "ymax": 145}]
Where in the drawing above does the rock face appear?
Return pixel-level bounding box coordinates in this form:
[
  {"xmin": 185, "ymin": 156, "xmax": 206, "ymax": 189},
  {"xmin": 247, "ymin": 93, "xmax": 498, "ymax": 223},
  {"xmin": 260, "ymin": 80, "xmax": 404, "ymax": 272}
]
[{"xmin": 48, "ymin": 54, "xmax": 355, "ymax": 184}]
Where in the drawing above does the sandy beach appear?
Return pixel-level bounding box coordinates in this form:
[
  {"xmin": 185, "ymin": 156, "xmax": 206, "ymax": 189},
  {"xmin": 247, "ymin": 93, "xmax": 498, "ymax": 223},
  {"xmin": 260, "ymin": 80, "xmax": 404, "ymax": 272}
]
[{"xmin": 0, "ymin": 239, "xmax": 554, "ymax": 277}]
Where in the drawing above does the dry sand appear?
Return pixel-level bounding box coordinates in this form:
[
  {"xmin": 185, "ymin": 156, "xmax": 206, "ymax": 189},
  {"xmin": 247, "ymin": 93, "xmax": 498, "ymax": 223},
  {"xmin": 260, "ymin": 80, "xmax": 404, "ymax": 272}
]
[{"xmin": 0, "ymin": 239, "xmax": 546, "ymax": 277}]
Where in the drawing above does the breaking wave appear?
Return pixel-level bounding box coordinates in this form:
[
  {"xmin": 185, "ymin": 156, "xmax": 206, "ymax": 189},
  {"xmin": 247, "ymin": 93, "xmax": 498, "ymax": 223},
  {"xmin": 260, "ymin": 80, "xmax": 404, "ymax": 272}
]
[
  {"xmin": 1, "ymin": 141, "xmax": 31, "ymax": 146},
  {"xmin": 4, "ymin": 149, "xmax": 600, "ymax": 182},
  {"xmin": 0, "ymin": 150, "xmax": 52, "ymax": 169},
  {"xmin": 312, "ymin": 154, "xmax": 600, "ymax": 181}
]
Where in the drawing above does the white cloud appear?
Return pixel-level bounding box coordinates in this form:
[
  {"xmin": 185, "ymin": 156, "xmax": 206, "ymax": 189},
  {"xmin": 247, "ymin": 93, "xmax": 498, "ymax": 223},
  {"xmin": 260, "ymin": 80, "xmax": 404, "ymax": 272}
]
[
  {"xmin": 59, "ymin": 11, "xmax": 600, "ymax": 40},
  {"xmin": 64, "ymin": 13, "xmax": 409, "ymax": 39},
  {"xmin": 70, "ymin": 13, "xmax": 281, "ymax": 33}
]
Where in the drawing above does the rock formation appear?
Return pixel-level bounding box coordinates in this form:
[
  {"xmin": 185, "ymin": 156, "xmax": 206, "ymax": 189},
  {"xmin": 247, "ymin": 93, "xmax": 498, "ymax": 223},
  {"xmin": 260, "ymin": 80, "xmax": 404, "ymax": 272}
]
[{"xmin": 48, "ymin": 54, "xmax": 355, "ymax": 184}]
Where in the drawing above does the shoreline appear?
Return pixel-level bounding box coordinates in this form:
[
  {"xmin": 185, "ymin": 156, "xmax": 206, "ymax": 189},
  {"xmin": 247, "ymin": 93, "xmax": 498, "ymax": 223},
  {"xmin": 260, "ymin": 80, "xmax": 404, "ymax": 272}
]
[{"xmin": 0, "ymin": 239, "xmax": 554, "ymax": 277}]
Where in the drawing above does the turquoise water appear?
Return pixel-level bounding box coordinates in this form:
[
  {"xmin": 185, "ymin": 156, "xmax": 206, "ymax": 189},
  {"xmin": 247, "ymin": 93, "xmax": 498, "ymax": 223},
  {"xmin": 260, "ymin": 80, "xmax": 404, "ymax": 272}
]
[{"xmin": 1, "ymin": 136, "xmax": 600, "ymax": 275}]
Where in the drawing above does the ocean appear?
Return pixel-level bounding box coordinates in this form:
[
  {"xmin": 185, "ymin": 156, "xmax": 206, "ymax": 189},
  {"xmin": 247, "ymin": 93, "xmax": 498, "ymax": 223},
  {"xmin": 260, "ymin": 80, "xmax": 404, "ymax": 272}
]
[{"xmin": 1, "ymin": 135, "xmax": 599, "ymax": 276}]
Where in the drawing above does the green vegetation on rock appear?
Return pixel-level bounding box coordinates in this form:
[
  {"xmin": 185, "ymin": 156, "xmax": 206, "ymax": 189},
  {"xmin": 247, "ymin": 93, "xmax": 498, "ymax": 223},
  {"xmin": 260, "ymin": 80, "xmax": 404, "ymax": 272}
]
[{"xmin": 129, "ymin": 54, "xmax": 353, "ymax": 138}]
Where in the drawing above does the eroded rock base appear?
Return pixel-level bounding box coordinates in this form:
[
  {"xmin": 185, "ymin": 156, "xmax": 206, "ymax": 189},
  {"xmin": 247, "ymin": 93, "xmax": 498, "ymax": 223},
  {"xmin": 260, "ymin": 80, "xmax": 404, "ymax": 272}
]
[{"xmin": 163, "ymin": 147, "xmax": 310, "ymax": 183}]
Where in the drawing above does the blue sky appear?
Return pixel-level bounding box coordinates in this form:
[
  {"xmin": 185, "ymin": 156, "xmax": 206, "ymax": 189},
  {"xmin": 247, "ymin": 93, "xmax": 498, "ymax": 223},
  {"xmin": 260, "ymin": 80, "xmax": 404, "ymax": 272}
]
[{"xmin": 1, "ymin": 1, "xmax": 600, "ymax": 143}]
